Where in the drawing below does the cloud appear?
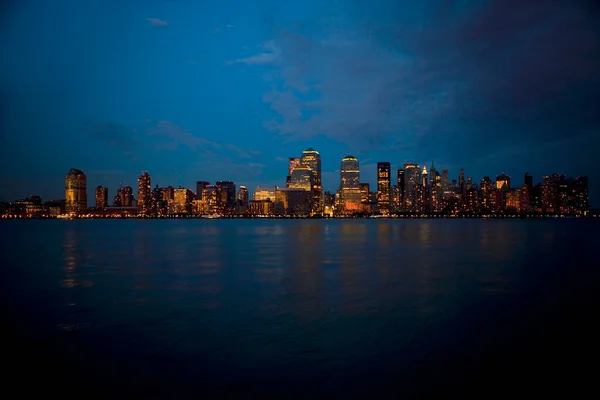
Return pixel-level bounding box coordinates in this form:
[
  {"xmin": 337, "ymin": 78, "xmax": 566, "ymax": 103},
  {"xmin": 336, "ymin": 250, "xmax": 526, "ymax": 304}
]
[
  {"xmin": 227, "ymin": 40, "xmax": 281, "ymax": 65},
  {"xmin": 147, "ymin": 120, "xmax": 220, "ymax": 154},
  {"xmin": 147, "ymin": 18, "xmax": 168, "ymax": 27},
  {"xmin": 251, "ymin": 1, "xmax": 600, "ymax": 164},
  {"xmin": 226, "ymin": 24, "xmax": 234, "ymax": 28},
  {"xmin": 84, "ymin": 122, "xmax": 141, "ymax": 160}
]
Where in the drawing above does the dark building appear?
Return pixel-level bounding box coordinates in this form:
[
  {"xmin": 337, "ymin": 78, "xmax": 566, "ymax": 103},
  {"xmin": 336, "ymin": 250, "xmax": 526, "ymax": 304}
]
[
  {"xmin": 196, "ymin": 181, "xmax": 209, "ymax": 200},
  {"xmin": 216, "ymin": 181, "xmax": 236, "ymax": 213},
  {"xmin": 377, "ymin": 162, "xmax": 391, "ymax": 214}
]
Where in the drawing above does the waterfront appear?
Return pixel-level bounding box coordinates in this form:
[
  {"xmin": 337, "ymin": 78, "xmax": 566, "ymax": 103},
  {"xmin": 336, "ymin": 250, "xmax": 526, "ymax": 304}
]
[{"xmin": 2, "ymin": 219, "xmax": 598, "ymax": 397}]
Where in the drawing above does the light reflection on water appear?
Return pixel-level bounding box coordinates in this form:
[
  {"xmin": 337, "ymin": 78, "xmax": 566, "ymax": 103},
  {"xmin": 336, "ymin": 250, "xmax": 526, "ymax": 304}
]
[{"xmin": 1, "ymin": 218, "xmax": 596, "ymax": 394}]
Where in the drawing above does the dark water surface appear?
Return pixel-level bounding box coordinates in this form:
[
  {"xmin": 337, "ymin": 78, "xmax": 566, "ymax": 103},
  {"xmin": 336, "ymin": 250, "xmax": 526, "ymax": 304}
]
[{"xmin": 2, "ymin": 219, "xmax": 599, "ymax": 397}]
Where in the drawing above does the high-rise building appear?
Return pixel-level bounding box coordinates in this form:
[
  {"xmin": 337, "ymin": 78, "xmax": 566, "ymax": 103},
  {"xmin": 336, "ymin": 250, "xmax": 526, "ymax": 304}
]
[
  {"xmin": 441, "ymin": 169, "xmax": 449, "ymax": 192},
  {"xmin": 377, "ymin": 162, "xmax": 391, "ymax": 213},
  {"xmin": 286, "ymin": 157, "xmax": 302, "ymax": 188},
  {"xmin": 174, "ymin": 187, "xmax": 194, "ymax": 214},
  {"xmin": 403, "ymin": 163, "xmax": 420, "ymax": 212},
  {"xmin": 300, "ymin": 148, "xmax": 322, "ymax": 214},
  {"xmin": 340, "ymin": 156, "xmax": 361, "ymax": 212},
  {"xmin": 95, "ymin": 186, "xmax": 108, "ymax": 210},
  {"xmin": 397, "ymin": 169, "xmax": 405, "ymax": 210},
  {"xmin": 254, "ymin": 187, "xmax": 278, "ymax": 201},
  {"xmin": 289, "ymin": 164, "xmax": 313, "ymax": 194},
  {"xmin": 524, "ymin": 173, "xmax": 533, "ymax": 188},
  {"xmin": 480, "ymin": 177, "xmax": 494, "ymax": 211},
  {"xmin": 115, "ymin": 185, "xmax": 134, "ymax": 207},
  {"xmin": 65, "ymin": 168, "xmax": 87, "ymax": 214},
  {"xmin": 196, "ymin": 181, "xmax": 209, "ymax": 200},
  {"xmin": 216, "ymin": 181, "xmax": 236, "ymax": 213},
  {"xmin": 430, "ymin": 167, "xmax": 441, "ymax": 212},
  {"xmin": 496, "ymin": 173, "xmax": 511, "ymax": 190},
  {"xmin": 237, "ymin": 186, "xmax": 249, "ymax": 207},
  {"xmin": 360, "ymin": 183, "xmax": 370, "ymax": 204},
  {"xmin": 458, "ymin": 168, "xmax": 465, "ymax": 193},
  {"xmin": 137, "ymin": 171, "xmax": 151, "ymax": 215}
]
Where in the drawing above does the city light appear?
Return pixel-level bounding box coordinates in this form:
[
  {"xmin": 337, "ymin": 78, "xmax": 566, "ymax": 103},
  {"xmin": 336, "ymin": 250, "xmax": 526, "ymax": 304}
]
[{"xmin": 0, "ymin": 151, "xmax": 592, "ymax": 219}]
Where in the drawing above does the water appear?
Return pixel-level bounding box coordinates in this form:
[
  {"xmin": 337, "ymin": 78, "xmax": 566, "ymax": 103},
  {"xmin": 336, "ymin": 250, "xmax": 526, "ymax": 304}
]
[{"xmin": 1, "ymin": 219, "xmax": 599, "ymax": 397}]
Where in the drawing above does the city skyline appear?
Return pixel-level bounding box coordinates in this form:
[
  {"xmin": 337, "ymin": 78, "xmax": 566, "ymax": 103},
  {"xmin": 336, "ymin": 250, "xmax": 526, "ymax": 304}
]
[{"xmin": 2, "ymin": 1, "xmax": 599, "ymax": 204}]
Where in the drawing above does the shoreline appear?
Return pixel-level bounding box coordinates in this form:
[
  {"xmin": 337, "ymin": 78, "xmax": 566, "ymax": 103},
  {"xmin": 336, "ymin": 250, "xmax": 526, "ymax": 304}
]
[{"xmin": 2, "ymin": 214, "xmax": 597, "ymax": 220}]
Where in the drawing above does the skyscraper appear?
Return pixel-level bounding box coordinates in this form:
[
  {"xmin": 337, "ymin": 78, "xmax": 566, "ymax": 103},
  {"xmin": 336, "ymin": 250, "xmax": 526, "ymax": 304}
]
[
  {"xmin": 377, "ymin": 162, "xmax": 391, "ymax": 214},
  {"xmin": 237, "ymin": 186, "xmax": 249, "ymax": 207},
  {"xmin": 403, "ymin": 163, "xmax": 421, "ymax": 212},
  {"xmin": 441, "ymin": 169, "xmax": 449, "ymax": 192},
  {"xmin": 286, "ymin": 157, "xmax": 302, "ymax": 188},
  {"xmin": 65, "ymin": 168, "xmax": 87, "ymax": 214},
  {"xmin": 300, "ymin": 148, "xmax": 322, "ymax": 214},
  {"xmin": 216, "ymin": 181, "xmax": 236, "ymax": 213},
  {"xmin": 340, "ymin": 156, "xmax": 361, "ymax": 212},
  {"xmin": 137, "ymin": 171, "xmax": 151, "ymax": 215},
  {"xmin": 115, "ymin": 185, "xmax": 134, "ymax": 207},
  {"xmin": 95, "ymin": 186, "xmax": 108, "ymax": 209},
  {"xmin": 289, "ymin": 164, "xmax": 313, "ymax": 193},
  {"xmin": 196, "ymin": 181, "xmax": 209, "ymax": 200},
  {"xmin": 397, "ymin": 169, "xmax": 405, "ymax": 210},
  {"xmin": 360, "ymin": 183, "xmax": 370, "ymax": 204}
]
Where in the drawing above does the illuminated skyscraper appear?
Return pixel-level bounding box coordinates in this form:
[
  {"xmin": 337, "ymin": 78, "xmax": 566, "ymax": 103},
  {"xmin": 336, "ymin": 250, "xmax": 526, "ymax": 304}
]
[
  {"xmin": 286, "ymin": 157, "xmax": 302, "ymax": 188},
  {"xmin": 360, "ymin": 183, "xmax": 370, "ymax": 204},
  {"xmin": 95, "ymin": 186, "xmax": 108, "ymax": 210},
  {"xmin": 115, "ymin": 185, "xmax": 134, "ymax": 207},
  {"xmin": 377, "ymin": 162, "xmax": 391, "ymax": 213},
  {"xmin": 254, "ymin": 187, "xmax": 277, "ymax": 201},
  {"xmin": 174, "ymin": 187, "xmax": 194, "ymax": 214},
  {"xmin": 496, "ymin": 173, "xmax": 510, "ymax": 190},
  {"xmin": 290, "ymin": 164, "xmax": 313, "ymax": 194},
  {"xmin": 340, "ymin": 156, "xmax": 361, "ymax": 212},
  {"xmin": 65, "ymin": 168, "xmax": 87, "ymax": 214},
  {"xmin": 300, "ymin": 148, "xmax": 322, "ymax": 214},
  {"xmin": 403, "ymin": 163, "xmax": 420, "ymax": 212},
  {"xmin": 237, "ymin": 186, "xmax": 249, "ymax": 207},
  {"xmin": 137, "ymin": 171, "xmax": 151, "ymax": 215}
]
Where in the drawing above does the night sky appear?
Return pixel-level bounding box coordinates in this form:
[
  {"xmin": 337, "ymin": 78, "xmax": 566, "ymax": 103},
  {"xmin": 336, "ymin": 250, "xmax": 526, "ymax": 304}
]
[{"xmin": 1, "ymin": 0, "xmax": 599, "ymax": 204}]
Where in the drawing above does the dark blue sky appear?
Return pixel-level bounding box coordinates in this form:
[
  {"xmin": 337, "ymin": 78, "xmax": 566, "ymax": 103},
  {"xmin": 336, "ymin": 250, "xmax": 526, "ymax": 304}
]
[{"xmin": 2, "ymin": 0, "xmax": 599, "ymax": 204}]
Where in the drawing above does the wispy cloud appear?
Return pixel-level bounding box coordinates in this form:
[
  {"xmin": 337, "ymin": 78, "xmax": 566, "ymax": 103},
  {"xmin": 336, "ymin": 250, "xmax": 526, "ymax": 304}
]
[
  {"xmin": 227, "ymin": 40, "xmax": 281, "ymax": 65},
  {"xmin": 147, "ymin": 120, "xmax": 220, "ymax": 154},
  {"xmin": 226, "ymin": 24, "xmax": 234, "ymax": 28},
  {"xmin": 147, "ymin": 18, "xmax": 168, "ymax": 27}
]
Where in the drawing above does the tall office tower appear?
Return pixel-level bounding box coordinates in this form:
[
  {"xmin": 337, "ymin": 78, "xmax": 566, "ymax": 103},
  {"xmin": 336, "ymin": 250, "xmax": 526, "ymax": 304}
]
[
  {"xmin": 480, "ymin": 176, "xmax": 494, "ymax": 210},
  {"xmin": 173, "ymin": 187, "xmax": 194, "ymax": 214},
  {"xmin": 215, "ymin": 181, "xmax": 236, "ymax": 213},
  {"xmin": 541, "ymin": 174, "xmax": 563, "ymax": 213},
  {"xmin": 300, "ymin": 148, "xmax": 322, "ymax": 214},
  {"xmin": 377, "ymin": 162, "xmax": 391, "ymax": 214},
  {"xmin": 289, "ymin": 164, "xmax": 313, "ymax": 193},
  {"xmin": 422, "ymin": 166, "xmax": 428, "ymax": 186},
  {"xmin": 441, "ymin": 169, "xmax": 449, "ymax": 192},
  {"xmin": 524, "ymin": 172, "xmax": 533, "ymax": 189},
  {"xmin": 403, "ymin": 162, "xmax": 420, "ymax": 212},
  {"xmin": 116, "ymin": 185, "xmax": 134, "ymax": 207},
  {"xmin": 137, "ymin": 171, "xmax": 151, "ymax": 215},
  {"xmin": 196, "ymin": 181, "xmax": 209, "ymax": 200},
  {"xmin": 430, "ymin": 164, "xmax": 441, "ymax": 212},
  {"xmin": 95, "ymin": 186, "xmax": 108, "ymax": 209},
  {"xmin": 397, "ymin": 169, "xmax": 405, "ymax": 210},
  {"xmin": 340, "ymin": 156, "xmax": 361, "ymax": 212},
  {"xmin": 458, "ymin": 168, "xmax": 465, "ymax": 193},
  {"xmin": 429, "ymin": 162, "xmax": 436, "ymax": 184},
  {"xmin": 574, "ymin": 176, "xmax": 589, "ymax": 214},
  {"xmin": 495, "ymin": 173, "xmax": 510, "ymax": 191},
  {"xmin": 360, "ymin": 183, "xmax": 370, "ymax": 204},
  {"xmin": 237, "ymin": 186, "xmax": 249, "ymax": 207},
  {"xmin": 65, "ymin": 168, "xmax": 87, "ymax": 214},
  {"xmin": 286, "ymin": 157, "xmax": 302, "ymax": 188}
]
